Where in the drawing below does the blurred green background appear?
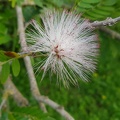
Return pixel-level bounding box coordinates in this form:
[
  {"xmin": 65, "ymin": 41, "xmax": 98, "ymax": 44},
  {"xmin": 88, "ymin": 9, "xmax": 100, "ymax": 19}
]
[{"xmin": 0, "ymin": 0, "xmax": 120, "ymax": 120}]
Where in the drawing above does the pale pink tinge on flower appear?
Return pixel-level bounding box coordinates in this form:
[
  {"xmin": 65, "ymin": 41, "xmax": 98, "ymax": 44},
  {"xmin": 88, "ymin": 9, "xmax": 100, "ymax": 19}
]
[{"xmin": 26, "ymin": 10, "xmax": 99, "ymax": 87}]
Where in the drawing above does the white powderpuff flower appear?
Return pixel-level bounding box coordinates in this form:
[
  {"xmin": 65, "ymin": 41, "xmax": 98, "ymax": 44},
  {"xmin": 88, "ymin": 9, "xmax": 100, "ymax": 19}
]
[{"xmin": 26, "ymin": 10, "xmax": 99, "ymax": 88}]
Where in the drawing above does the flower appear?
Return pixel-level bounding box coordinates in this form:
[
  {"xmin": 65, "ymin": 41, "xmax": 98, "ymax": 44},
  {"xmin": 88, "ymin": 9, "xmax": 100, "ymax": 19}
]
[{"xmin": 26, "ymin": 10, "xmax": 99, "ymax": 88}]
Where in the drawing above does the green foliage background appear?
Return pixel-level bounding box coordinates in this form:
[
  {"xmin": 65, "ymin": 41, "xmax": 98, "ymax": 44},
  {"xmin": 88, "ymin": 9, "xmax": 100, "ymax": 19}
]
[{"xmin": 0, "ymin": 0, "xmax": 120, "ymax": 120}]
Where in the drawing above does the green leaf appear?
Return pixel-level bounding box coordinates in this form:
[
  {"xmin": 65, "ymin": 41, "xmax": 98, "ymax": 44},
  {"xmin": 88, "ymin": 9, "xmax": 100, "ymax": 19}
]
[
  {"xmin": 78, "ymin": 2, "xmax": 93, "ymax": 9},
  {"xmin": 10, "ymin": 107, "xmax": 48, "ymax": 120},
  {"xmin": 93, "ymin": 9, "xmax": 110, "ymax": 16},
  {"xmin": 49, "ymin": 0, "xmax": 64, "ymax": 7},
  {"xmin": 103, "ymin": 0, "xmax": 117, "ymax": 6},
  {"xmin": 41, "ymin": 116, "xmax": 56, "ymax": 120},
  {"xmin": 8, "ymin": 113, "xmax": 16, "ymax": 120},
  {"xmin": 98, "ymin": 6, "xmax": 114, "ymax": 12},
  {"xmin": 0, "ymin": 23, "xmax": 7, "ymax": 34},
  {"xmin": 11, "ymin": 0, "xmax": 16, "ymax": 7},
  {"xmin": 83, "ymin": 14, "xmax": 97, "ymax": 20},
  {"xmin": 16, "ymin": 0, "xmax": 24, "ymax": 6},
  {"xmin": 12, "ymin": 59, "xmax": 20, "ymax": 77},
  {"xmin": 0, "ymin": 34, "xmax": 11, "ymax": 45},
  {"xmin": 0, "ymin": 63, "xmax": 10, "ymax": 84},
  {"xmin": 86, "ymin": 11, "xmax": 105, "ymax": 18},
  {"xmin": 34, "ymin": 0, "xmax": 43, "ymax": 7},
  {"xmin": 77, "ymin": 7, "xmax": 87, "ymax": 12},
  {"xmin": 23, "ymin": 6, "xmax": 39, "ymax": 22},
  {"xmin": 0, "ymin": 112, "xmax": 8, "ymax": 120},
  {"xmin": 82, "ymin": 0, "xmax": 101, "ymax": 4},
  {"xmin": 77, "ymin": 0, "xmax": 116, "ymax": 20}
]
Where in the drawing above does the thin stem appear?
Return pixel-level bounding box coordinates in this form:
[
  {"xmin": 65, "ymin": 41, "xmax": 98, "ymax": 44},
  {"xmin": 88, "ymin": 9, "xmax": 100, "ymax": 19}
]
[
  {"xmin": 0, "ymin": 52, "xmax": 32, "ymax": 66},
  {"xmin": 91, "ymin": 16, "xmax": 120, "ymax": 27},
  {"xmin": 99, "ymin": 26, "xmax": 120, "ymax": 40},
  {"xmin": 16, "ymin": 5, "xmax": 47, "ymax": 113}
]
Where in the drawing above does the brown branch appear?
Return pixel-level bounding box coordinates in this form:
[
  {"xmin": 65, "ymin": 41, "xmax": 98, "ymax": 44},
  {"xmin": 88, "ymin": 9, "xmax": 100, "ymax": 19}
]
[
  {"xmin": 16, "ymin": 5, "xmax": 74, "ymax": 120},
  {"xmin": 16, "ymin": 5, "xmax": 47, "ymax": 113},
  {"xmin": 91, "ymin": 16, "xmax": 120, "ymax": 27},
  {"xmin": 4, "ymin": 76, "xmax": 29, "ymax": 107},
  {"xmin": 99, "ymin": 27, "xmax": 120, "ymax": 40}
]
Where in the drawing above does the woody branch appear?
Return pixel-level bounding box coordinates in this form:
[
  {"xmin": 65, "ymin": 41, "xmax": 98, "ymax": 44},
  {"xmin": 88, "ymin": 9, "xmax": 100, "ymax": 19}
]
[{"xmin": 91, "ymin": 16, "xmax": 120, "ymax": 27}]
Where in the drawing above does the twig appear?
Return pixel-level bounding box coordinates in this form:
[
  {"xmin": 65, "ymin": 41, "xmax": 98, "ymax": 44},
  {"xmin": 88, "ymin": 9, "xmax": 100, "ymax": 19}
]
[
  {"xmin": 37, "ymin": 95, "xmax": 74, "ymax": 120},
  {"xmin": 4, "ymin": 76, "xmax": 29, "ymax": 107},
  {"xmin": 91, "ymin": 16, "xmax": 120, "ymax": 40},
  {"xmin": 16, "ymin": 5, "xmax": 74, "ymax": 120},
  {"xmin": 91, "ymin": 16, "xmax": 120, "ymax": 27},
  {"xmin": 16, "ymin": 5, "xmax": 47, "ymax": 113},
  {"xmin": 99, "ymin": 26, "xmax": 120, "ymax": 40}
]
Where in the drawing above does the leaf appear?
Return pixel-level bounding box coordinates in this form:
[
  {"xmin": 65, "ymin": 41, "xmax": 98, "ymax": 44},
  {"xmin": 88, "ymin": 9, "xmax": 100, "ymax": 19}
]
[
  {"xmin": 0, "ymin": 63, "xmax": 10, "ymax": 84},
  {"xmin": 0, "ymin": 112, "xmax": 8, "ymax": 120},
  {"xmin": 8, "ymin": 113, "xmax": 16, "ymax": 120},
  {"xmin": 98, "ymin": 6, "xmax": 114, "ymax": 12},
  {"xmin": 82, "ymin": 0, "xmax": 101, "ymax": 4},
  {"xmin": 86, "ymin": 11, "xmax": 105, "ymax": 18},
  {"xmin": 41, "ymin": 116, "xmax": 56, "ymax": 120},
  {"xmin": 10, "ymin": 107, "xmax": 48, "ymax": 120},
  {"xmin": 23, "ymin": 6, "xmax": 39, "ymax": 22},
  {"xmin": 0, "ymin": 34, "xmax": 11, "ymax": 45},
  {"xmin": 78, "ymin": 2, "xmax": 93, "ymax": 9},
  {"xmin": 92, "ymin": 9, "xmax": 110, "ymax": 16},
  {"xmin": 77, "ymin": 7, "xmax": 87, "ymax": 12},
  {"xmin": 34, "ymin": 0, "xmax": 43, "ymax": 7},
  {"xmin": 12, "ymin": 59, "xmax": 20, "ymax": 77},
  {"xmin": 83, "ymin": 14, "xmax": 96, "ymax": 20},
  {"xmin": 49, "ymin": 0, "xmax": 64, "ymax": 7},
  {"xmin": 77, "ymin": 0, "xmax": 116, "ymax": 20},
  {"xmin": 103, "ymin": 0, "xmax": 117, "ymax": 6},
  {"xmin": 0, "ymin": 23, "xmax": 7, "ymax": 34},
  {"xmin": 11, "ymin": 0, "xmax": 17, "ymax": 7},
  {"xmin": 16, "ymin": 0, "xmax": 24, "ymax": 6}
]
